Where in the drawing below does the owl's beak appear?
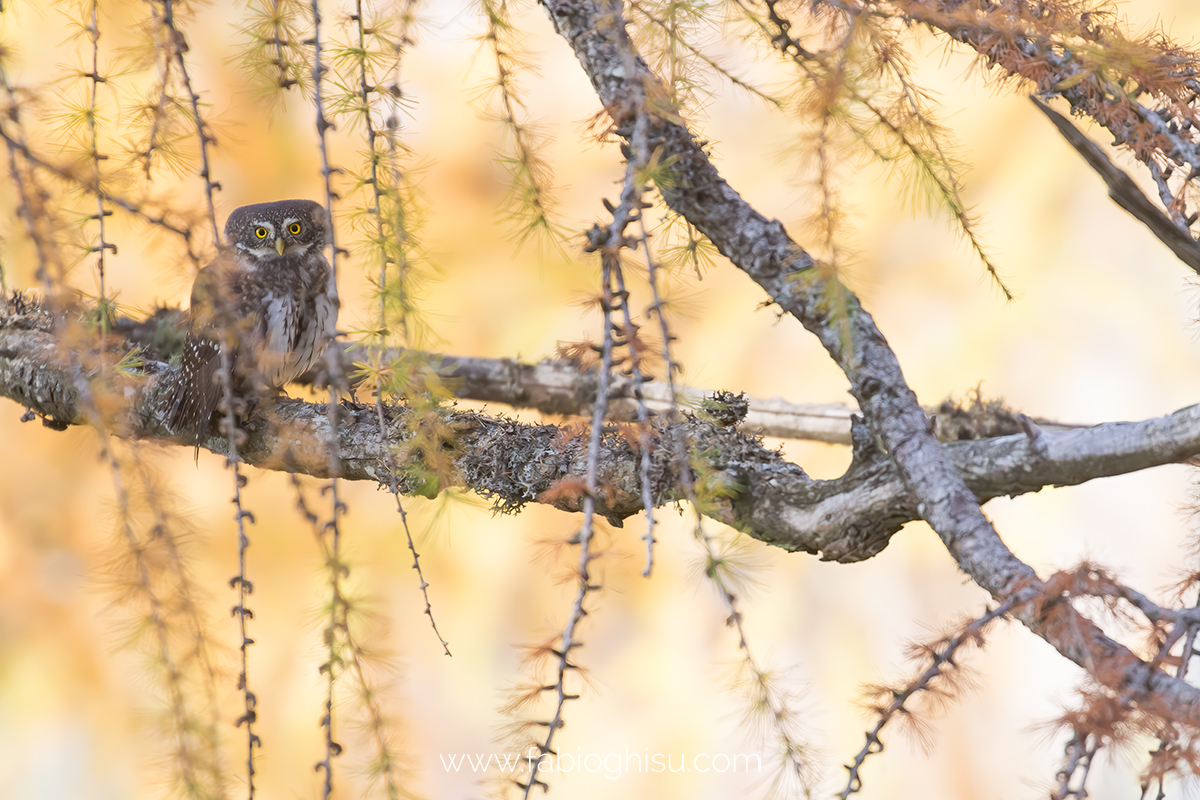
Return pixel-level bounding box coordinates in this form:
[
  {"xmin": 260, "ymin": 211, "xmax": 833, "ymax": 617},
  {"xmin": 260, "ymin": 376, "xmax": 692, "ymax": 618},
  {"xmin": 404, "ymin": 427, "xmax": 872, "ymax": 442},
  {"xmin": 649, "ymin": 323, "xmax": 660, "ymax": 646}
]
[{"xmin": 274, "ymin": 237, "xmax": 286, "ymax": 256}]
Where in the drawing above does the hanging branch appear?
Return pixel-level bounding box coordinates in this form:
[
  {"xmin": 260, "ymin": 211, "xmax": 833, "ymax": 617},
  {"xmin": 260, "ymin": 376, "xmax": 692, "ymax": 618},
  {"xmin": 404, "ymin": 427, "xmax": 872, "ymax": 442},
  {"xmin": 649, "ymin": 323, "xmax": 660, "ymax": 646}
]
[
  {"xmin": 107, "ymin": 439, "xmax": 229, "ymax": 799},
  {"xmin": 517, "ymin": 12, "xmax": 656, "ymax": 787},
  {"xmin": 149, "ymin": 3, "xmax": 260, "ymax": 789},
  {"xmin": 126, "ymin": 440, "xmax": 229, "ymax": 796},
  {"xmin": 477, "ymin": 0, "xmax": 561, "ymax": 244},
  {"xmin": 289, "ymin": 473, "xmax": 408, "ymax": 799},
  {"xmin": 157, "ymin": 0, "xmax": 221, "ymax": 250},
  {"xmin": 610, "ymin": 261, "xmax": 658, "ymax": 576},
  {"xmin": 219, "ymin": 337, "xmax": 261, "ymax": 799},
  {"xmin": 309, "ymin": 1, "xmax": 349, "ymax": 794},
  {"xmin": 236, "ymin": 0, "xmax": 309, "ymax": 94},
  {"xmin": 612, "ymin": 7, "xmax": 814, "ymax": 784},
  {"xmin": 520, "ymin": 253, "xmax": 615, "ymax": 799},
  {"xmin": 348, "ymin": 0, "xmax": 449, "ymax": 657},
  {"xmin": 0, "ymin": 63, "xmax": 64, "ymax": 288},
  {"xmin": 594, "ymin": 16, "xmax": 661, "ymax": 577},
  {"xmin": 612, "ymin": 1, "xmax": 668, "ymax": 581},
  {"xmin": 0, "ymin": 129, "xmax": 201, "ymax": 264},
  {"xmin": 82, "ymin": 0, "xmax": 115, "ymax": 313},
  {"xmin": 612, "ymin": 3, "xmax": 820, "ymax": 781}
]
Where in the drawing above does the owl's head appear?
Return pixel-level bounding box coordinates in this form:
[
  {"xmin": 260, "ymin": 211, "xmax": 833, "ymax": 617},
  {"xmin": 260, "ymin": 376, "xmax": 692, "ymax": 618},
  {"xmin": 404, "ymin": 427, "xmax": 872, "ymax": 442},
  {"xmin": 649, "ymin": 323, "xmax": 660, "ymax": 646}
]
[{"xmin": 225, "ymin": 199, "xmax": 328, "ymax": 260}]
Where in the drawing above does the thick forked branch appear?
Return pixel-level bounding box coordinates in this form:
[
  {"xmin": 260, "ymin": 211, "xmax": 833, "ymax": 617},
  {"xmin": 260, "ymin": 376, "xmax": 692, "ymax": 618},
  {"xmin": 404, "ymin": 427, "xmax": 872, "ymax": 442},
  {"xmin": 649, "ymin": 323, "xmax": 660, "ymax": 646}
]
[{"xmin": 537, "ymin": 0, "xmax": 1200, "ymax": 723}]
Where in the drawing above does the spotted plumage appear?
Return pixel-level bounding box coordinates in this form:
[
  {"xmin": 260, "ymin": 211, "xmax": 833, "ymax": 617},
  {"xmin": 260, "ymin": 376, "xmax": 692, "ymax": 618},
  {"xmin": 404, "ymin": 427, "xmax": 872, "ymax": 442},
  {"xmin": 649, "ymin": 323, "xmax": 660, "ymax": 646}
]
[{"xmin": 162, "ymin": 199, "xmax": 337, "ymax": 447}]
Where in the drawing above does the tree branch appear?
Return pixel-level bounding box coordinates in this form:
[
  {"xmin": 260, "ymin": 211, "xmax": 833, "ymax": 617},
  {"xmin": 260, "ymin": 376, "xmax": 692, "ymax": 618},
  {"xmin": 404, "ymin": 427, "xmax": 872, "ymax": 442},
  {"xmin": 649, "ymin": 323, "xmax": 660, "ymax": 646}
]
[
  {"xmin": 888, "ymin": 0, "xmax": 1200, "ymax": 178},
  {"xmin": 538, "ymin": 0, "xmax": 1200, "ymax": 728},
  {"xmin": 409, "ymin": 351, "xmax": 859, "ymax": 442},
  {"xmin": 108, "ymin": 310, "xmax": 1073, "ymax": 445},
  {"xmin": 1032, "ymin": 97, "xmax": 1200, "ymax": 274},
  {"xmin": 4, "ymin": 293, "xmax": 1198, "ymax": 565}
]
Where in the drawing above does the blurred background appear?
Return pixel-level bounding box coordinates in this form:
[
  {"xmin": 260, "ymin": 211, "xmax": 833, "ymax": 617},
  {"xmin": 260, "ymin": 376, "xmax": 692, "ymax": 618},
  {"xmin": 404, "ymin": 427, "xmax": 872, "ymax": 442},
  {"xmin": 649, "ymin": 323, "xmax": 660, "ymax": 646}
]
[{"xmin": 3, "ymin": 0, "xmax": 1200, "ymax": 798}]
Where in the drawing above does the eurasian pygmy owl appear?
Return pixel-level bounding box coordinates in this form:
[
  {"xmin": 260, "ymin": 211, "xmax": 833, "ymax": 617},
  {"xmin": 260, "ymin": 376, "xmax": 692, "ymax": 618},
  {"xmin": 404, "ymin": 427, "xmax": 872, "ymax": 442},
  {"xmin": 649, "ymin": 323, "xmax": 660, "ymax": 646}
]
[{"xmin": 162, "ymin": 199, "xmax": 337, "ymax": 446}]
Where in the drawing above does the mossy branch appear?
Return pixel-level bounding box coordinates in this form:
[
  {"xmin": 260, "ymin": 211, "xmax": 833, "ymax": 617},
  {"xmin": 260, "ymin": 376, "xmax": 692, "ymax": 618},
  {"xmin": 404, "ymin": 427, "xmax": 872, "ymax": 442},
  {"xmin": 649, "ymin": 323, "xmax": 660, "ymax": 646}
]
[{"xmin": 6, "ymin": 296, "xmax": 1200, "ymax": 564}]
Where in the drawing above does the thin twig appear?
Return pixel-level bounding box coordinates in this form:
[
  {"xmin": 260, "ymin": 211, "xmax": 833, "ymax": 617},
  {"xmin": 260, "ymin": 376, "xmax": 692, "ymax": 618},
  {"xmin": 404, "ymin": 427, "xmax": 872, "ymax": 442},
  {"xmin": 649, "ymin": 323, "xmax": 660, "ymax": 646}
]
[{"xmin": 839, "ymin": 600, "xmax": 1015, "ymax": 798}]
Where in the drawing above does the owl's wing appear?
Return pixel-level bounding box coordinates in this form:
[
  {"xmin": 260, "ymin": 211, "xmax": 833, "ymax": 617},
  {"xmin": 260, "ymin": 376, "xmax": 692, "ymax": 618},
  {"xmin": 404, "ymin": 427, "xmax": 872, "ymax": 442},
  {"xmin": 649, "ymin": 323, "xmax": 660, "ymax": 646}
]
[
  {"xmin": 161, "ymin": 258, "xmax": 246, "ymax": 450},
  {"xmin": 163, "ymin": 335, "xmax": 233, "ymax": 448}
]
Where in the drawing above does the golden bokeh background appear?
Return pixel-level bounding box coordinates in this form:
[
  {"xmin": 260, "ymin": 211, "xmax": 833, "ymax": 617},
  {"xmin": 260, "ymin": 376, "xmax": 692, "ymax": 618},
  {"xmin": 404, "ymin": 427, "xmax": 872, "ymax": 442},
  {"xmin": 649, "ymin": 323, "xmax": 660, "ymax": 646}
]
[{"xmin": 3, "ymin": 1, "xmax": 1200, "ymax": 798}]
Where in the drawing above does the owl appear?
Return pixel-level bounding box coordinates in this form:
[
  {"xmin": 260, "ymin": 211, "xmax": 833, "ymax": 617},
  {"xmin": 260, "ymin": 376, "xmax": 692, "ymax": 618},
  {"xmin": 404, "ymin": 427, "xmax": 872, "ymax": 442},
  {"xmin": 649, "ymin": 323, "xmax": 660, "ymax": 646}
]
[{"xmin": 162, "ymin": 199, "xmax": 337, "ymax": 447}]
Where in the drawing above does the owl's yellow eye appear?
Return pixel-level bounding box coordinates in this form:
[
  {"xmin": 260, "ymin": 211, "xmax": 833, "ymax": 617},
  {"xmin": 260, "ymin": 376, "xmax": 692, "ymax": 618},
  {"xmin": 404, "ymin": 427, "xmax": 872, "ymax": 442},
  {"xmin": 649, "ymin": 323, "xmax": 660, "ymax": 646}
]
[
  {"xmin": 254, "ymin": 226, "xmax": 269, "ymax": 239},
  {"xmin": 288, "ymin": 222, "xmax": 302, "ymax": 235}
]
